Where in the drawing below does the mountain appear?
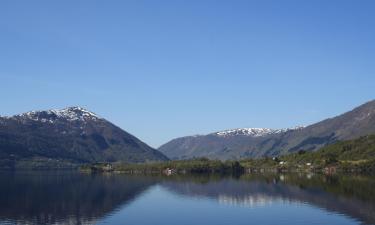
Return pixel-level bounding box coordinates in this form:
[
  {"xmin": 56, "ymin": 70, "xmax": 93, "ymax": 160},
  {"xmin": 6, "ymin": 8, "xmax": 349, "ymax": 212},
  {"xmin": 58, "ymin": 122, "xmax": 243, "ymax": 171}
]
[
  {"xmin": 0, "ymin": 107, "xmax": 168, "ymax": 168},
  {"xmin": 159, "ymin": 100, "xmax": 375, "ymax": 160}
]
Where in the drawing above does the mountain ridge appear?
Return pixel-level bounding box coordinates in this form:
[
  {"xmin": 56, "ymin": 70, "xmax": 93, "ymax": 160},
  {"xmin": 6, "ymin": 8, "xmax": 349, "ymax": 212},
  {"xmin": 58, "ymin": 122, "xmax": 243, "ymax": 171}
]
[{"xmin": 159, "ymin": 100, "xmax": 375, "ymax": 160}]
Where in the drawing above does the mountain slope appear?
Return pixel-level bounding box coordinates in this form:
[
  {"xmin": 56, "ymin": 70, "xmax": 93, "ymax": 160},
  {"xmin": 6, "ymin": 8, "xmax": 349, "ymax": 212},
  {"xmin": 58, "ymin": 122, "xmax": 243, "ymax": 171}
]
[
  {"xmin": 159, "ymin": 100, "xmax": 375, "ymax": 160},
  {"xmin": 281, "ymin": 134, "xmax": 375, "ymax": 164},
  {"xmin": 0, "ymin": 107, "xmax": 168, "ymax": 168}
]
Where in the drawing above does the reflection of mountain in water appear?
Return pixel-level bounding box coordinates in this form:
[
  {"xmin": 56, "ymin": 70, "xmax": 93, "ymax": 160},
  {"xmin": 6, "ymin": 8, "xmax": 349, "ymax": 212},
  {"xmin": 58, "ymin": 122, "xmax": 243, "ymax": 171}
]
[
  {"xmin": 1, "ymin": 172, "xmax": 375, "ymax": 225},
  {"xmin": 160, "ymin": 174, "xmax": 375, "ymax": 225},
  {"xmin": 0, "ymin": 171, "xmax": 157, "ymax": 225}
]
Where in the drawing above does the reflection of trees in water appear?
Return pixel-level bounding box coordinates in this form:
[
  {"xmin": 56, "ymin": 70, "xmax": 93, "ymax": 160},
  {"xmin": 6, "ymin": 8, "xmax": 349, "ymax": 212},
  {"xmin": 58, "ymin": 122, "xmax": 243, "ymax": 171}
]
[
  {"xmin": 0, "ymin": 171, "xmax": 157, "ymax": 225},
  {"xmin": 160, "ymin": 174, "xmax": 375, "ymax": 225}
]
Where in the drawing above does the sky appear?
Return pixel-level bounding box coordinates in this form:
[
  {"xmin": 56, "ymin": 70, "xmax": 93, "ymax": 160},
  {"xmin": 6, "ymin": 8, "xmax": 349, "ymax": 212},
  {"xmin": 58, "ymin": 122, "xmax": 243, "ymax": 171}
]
[{"xmin": 0, "ymin": 0, "xmax": 374, "ymax": 148}]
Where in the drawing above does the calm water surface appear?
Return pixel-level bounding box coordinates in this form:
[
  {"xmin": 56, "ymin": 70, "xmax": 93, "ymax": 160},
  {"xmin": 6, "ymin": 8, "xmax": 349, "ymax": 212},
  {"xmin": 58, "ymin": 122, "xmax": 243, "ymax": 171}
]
[{"xmin": 0, "ymin": 171, "xmax": 374, "ymax": 225}]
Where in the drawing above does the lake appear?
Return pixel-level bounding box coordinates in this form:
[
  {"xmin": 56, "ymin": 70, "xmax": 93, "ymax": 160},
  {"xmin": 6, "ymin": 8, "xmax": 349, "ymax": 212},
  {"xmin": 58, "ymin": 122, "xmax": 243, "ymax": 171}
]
[{"xmin": 0, "ymin": 171, "xmax": 374, "ymax": 225}]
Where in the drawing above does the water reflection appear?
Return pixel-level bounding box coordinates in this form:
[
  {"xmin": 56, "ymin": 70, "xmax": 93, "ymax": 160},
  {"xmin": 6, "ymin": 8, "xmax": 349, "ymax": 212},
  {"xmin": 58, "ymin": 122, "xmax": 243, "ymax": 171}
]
[
  {"xmin": 0, "ymin": 172, "xmax": 374, "ymax": 225},
  {"xmin": 161, "ymin": 174, "xmax": 375, "ymax": 224},
  {"xmin": 0, "ymin": 171, "xmax": 157, "ymax": 225}
]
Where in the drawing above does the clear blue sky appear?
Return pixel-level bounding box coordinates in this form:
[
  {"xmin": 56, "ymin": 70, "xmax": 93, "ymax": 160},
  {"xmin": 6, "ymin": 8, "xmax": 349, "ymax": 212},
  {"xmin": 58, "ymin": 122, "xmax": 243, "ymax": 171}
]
[{"xmin": 1, "ymin": 0, "xmax": 374, "ymax": 147}]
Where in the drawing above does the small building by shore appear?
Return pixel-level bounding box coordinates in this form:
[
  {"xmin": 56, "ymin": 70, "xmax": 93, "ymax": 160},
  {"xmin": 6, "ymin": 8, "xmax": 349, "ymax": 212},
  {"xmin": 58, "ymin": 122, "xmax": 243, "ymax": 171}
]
[{"xmin": 163, "ymin": 168, "xmax": 176, "ymax": 176}]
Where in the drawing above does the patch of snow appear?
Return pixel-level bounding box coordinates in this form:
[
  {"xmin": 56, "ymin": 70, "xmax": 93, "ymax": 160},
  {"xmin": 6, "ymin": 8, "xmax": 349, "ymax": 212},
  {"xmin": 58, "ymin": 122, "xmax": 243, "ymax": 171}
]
[
  {"xmin": 52, "ymin": 107, "xmax": 100, "ymax": 121},
  {"xmin": 14, "ymin": 106, "xmax": 101, "ymax": 122},
  {"xmin": 214, "ymin": 126, "xmax": 304, "ymax": 137}
]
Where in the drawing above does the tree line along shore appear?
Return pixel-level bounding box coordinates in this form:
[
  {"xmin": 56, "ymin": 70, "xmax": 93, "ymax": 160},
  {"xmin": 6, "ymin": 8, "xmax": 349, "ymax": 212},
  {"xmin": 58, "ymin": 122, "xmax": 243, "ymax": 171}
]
[{"xmin": 80, "ymin": 135, "xmax": 375, "ymax": 175}]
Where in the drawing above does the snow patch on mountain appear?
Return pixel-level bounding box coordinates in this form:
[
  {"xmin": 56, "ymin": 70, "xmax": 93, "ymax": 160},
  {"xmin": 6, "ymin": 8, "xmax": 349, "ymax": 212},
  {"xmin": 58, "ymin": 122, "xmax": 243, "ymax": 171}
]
[
  {"xmin": 214, "ymin": 126, "xmax": 304, "ymax": 137},
  {"xmin": 53, "ymin": 107, "xmax": 100, "ymax": 121},
  {"xmin": 14, "ymin": 106, "xmax": 101, "ymax": 123}
]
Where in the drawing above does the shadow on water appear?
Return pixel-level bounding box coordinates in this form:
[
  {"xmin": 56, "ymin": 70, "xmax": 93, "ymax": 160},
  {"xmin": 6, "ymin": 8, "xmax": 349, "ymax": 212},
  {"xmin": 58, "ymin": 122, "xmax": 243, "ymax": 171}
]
[{"xmin": 0, "ymin": 171, "xmax": 375, "ymax": 225}]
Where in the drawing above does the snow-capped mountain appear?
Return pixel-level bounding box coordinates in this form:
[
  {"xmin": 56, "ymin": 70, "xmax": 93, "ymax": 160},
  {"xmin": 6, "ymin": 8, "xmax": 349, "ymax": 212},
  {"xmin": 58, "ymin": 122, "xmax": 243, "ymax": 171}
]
[
  {"xmin": 214, "ymin": 127, "xmax": 304, "ymax": 137},
  {"xmin": 13, "ymin": 107, "xmax": 101, "ymax": 123},
  {"xmin": 159, "ymin": 100, "xmax": 375, "ymax": 160},
  {"xmin": 0, "ymin": 107, "xmax": 168, "ymax": 168}
]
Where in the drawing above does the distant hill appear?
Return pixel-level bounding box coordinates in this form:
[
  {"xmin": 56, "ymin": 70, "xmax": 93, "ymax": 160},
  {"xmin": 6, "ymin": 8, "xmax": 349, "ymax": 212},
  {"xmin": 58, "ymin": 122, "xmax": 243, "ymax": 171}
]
[
  {"xmin": 159, "ymin": 100, "xmax": 375, "ymax": 160},
  {"xmin": 0, "ymin": 107, "xmax": 168, "ymax": 168}
]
